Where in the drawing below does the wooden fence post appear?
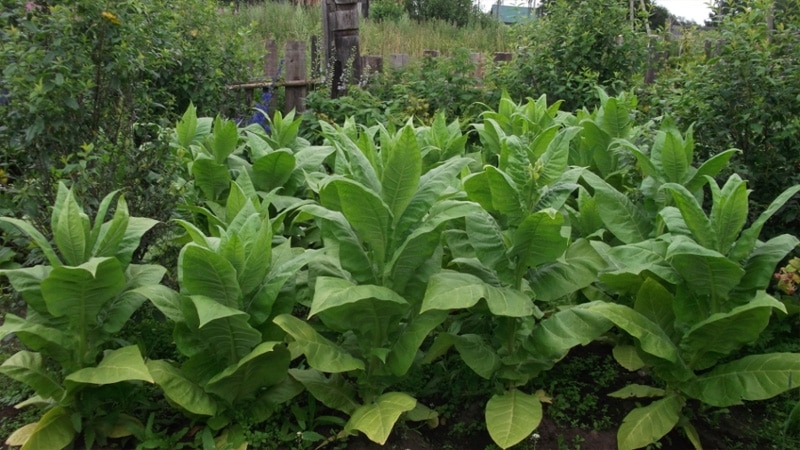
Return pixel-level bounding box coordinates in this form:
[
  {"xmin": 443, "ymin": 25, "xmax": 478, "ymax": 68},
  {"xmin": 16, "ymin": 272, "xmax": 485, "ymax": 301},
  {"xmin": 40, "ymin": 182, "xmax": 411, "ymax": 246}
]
[
  {"xmin": 323, "ymin": 0, "xmax": 361, "ymax": 98},
  {"xmin": 284, "ymin": 41, "xmax": 307, "ymax": 114},
  {"xmin": 493, "ymin": 52, "xmax": 512, "ymax": 63},
  {"xmin": 361, "ymin": 55, "xmax": 383, "ymax": 78},
  {"xmin": 389, "ymin": 54, "xmax": 409, "ymax": 69},
  {"xmin": 471, "ymin": 53, "xmax": 485, "ymax": 79}
]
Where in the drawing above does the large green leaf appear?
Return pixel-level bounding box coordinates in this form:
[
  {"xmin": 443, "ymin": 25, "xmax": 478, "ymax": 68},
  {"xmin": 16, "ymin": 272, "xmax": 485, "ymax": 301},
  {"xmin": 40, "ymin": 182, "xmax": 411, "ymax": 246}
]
[
  {"xmin": 509, "ymin": 209, "xmax": 567, "ymax": 269},
  {"xmin": 17, "ymin": 406, "xmax": 75, "ymax": 450},
  {"xmin": 191, "ymin": 157, "xmax": 230, "ymax": 200},
  {"xmin": 273, "ymin": 314, "xmax": 364, "ymax": 373},
  {"xmin": 320, "ymin": 178, "xmax": 392, "ymax": 267},
  {"xmin": 0, "ymin": 265, "xmax": 51, "ymax": 315},
  {"xmin": 147, "ymin": 360, "xmax": 218, "ymax": 416},
  {"xmin": 211, "ymin": 116, "xmax": 239, "ymax": 164},
  {"xmin": 65, "ymin": 345, "xmax": 153, "ymax": 386},
  {"xmin": 634, "ymin": 278, "xmax": 676, "ymax": 339},
  {"xmin": 186, "ymin": 311, "xmax": 261, "ymax": 365},
  {"xmin": 662, "ymin": 183, "xmax": 716, "ymax": 249},
  {"xmin": 420, "ymin": 271, "xmax": 487, "ymax": 313},
  {"xmin": 658, "ymin": 132, "xmax": 689, "ymax": 183},
  {"xmin": 679, "ymin": 293, "xmax": 783, "ymax": 370},
  {"xmin": 729, "ymin": 184, "xmax": 800, "ymax": 262},
  {"xmin": 386, "ymin": 311, "xmax": 448, "ymax": 377},
  {"xmin": 92, "ymin": 196, "xmax": 129, "ymax": 259},
  {"xmin": 528, "ymin": 239, "xmax": 607, "ymax": 302},
  {"xmin": 288, "ymin": 369, "xmax": 359, "ymax": 415},
  {"xmin": 584, "ymin": 172, "xmax": 650, "ymax": 244},
  {"xmin": 41, "ymin": 257, "xmax": 126, "ymax": 327},
  {"xmin": 52, "ymin": 187, "xmax": 90, "ymax": 266},
  {"xmin": 188, "ymin": 295, "xmax": 249, "ymax": 328},
  {"xmin": 420, "ymin": 271, "xmax": 532, "ymax": 317},
  {"xmin": 205, "ymin": 342, "xmax": 290, "ymax": 404},
  {"xmin": 176, "ymin": 103, "xmax": 199, "ymax": 148},
  {"xmin": 0, "ymin": 218, "xmax": 60, "ymax": 267},
  {"xmin": 528, "ymin": 306, "xmax": 612, "ymax": 366},
  {"xmin": 252, "ymin": 150, "xmax": 296, "ymax": 192},
  {"xmin": 485, "ymin": 390, "xmax": 543, "ymax": 449},
  {"xmin": 382, "ymin": 125, "xmax": 421, "ymax": 221},
  {"xmin": 0, "ymin": 314, "xmax": 72, "ymax": 366},
  {"xmin": 0, "ymin": 351, "xmax": 64, "ymax": 400},
  {"xmin": 584, "ymin": 302, "xmax": 678, "ymax": 363},
  {"xmin": 709, "ymin": 175, "xmax": 749, "ymax": 255},
  {"xmin": 735, "ymin": 234, "xmax": 800, "ymax": 294},
  {"xmin": 617, "ymin": 395, "xmax": 685, "ymax": 450},
  {"xmin": 344, "ymin": 392, "xmax": 417, "ymax": 445},
  {"xmin": 685, "ymin": 149, "xmax": 740, "ymax": 192},
  {"xmin": 454, "ymin": 334, "xmax": 500, "ymax": 379},
  {"xmin": 682, "ymin": 353, "xmax": 800, "ymax": 407},
  {"xmin": 668, "ymin": 238, "xmax": 744, "ymax": 301},
  {"xmin": 114, "ymin": 217, "xmax": 159, "ymax": 266},
  {"xmin": 481, "ymin": 284, "xmax": 535, "ymax": 318},
  {"xmin": 537, "ymin": 127, "xmax": 580, "ymax": 186},
  {"xmin": 465, "ymin": 211, "xmax": 509, "ymax": 272},
  {"xmin": 309, "ymin": 277, "xmax": 407, "ymax": 318},
  {"xmin": 178, "ymin": 244, "xmax": 241, "ymax": 309}
]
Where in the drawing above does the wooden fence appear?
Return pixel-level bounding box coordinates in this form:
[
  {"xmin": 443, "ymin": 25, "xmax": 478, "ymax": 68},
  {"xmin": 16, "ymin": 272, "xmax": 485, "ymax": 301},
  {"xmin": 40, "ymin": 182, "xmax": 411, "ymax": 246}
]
[{"xmin": 227, "ymin": 38, "xmax": 515, "ymax": 115}]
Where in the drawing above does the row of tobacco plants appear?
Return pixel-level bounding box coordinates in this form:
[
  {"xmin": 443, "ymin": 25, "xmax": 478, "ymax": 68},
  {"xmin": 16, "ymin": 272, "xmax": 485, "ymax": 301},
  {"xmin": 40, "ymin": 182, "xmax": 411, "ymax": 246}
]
[{"xmin": 2, "ymin": 90, "xmax": 800, "ymax": 450}]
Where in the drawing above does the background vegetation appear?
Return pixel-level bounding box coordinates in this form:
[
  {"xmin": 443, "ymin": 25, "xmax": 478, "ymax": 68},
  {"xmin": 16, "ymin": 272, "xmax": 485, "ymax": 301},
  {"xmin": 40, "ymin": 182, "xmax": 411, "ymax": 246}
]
[{"xmin": 2, "ymin": 1, "xmax": 800, "ymax": 449}]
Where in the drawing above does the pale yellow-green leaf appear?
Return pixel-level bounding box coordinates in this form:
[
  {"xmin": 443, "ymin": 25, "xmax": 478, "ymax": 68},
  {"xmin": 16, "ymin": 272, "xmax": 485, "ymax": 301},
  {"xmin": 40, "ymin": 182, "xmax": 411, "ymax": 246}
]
[
  {"xmin": 5, "ymin": 422, "xmax": 37, "ymax": 446},
  {"xmin": 608, "ymin": 384, "xmax": 666, "ymax": 399},
  {"xmin": 344, "ymin": 392, "xmax": 417, "ymax": 445},
  {"xmin": 65, "ymin": 346, "xmax": 153, "ymax": 386},
  {"xmin": 485, "ymin": 390, "xmax": 542, "ymax": 449},
  {"xmin": 613, "ymin": 345, "xmax": 646, "ymax": 371},
  {"xmin": 618, "ymin": 395, "xmax": 684, "ymax": 450}
]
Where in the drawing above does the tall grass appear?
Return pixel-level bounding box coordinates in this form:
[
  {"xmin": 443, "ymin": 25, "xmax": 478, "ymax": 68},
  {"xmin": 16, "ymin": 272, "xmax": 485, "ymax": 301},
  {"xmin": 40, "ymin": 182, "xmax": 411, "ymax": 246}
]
[
  {"xmin": 360, "ymin": 14, "xmax": 510, "ymax": 58},
  {"xmin": 221, "ymin": 2, "xmax": 511, "ymax": 72}
]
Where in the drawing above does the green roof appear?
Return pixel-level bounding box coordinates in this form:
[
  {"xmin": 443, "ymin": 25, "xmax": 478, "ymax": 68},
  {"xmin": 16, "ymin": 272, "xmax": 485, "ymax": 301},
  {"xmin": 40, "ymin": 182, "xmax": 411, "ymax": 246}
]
[{"xmin": 490, "ymin": 5, "xmax": 535, "ymax": 24}]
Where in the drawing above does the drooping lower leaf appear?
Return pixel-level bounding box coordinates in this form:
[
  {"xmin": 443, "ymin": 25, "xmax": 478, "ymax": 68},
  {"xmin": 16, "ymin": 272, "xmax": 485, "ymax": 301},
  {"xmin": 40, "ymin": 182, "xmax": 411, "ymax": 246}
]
[
  {"xmin": 682, "ymin": 353, "xmax": 800, "ymax": 407},
  {"xmin": 0, "ymin": 351, "xmax": 64, "ymax": 400},
  {"xmin": 584, "ymin": 302, "xmax": 678, "ymax": 363},
  {"xmin": 344, "ymin": 392, "xmax": 417, "ymax": 445},
  {"xmin": 65, "ymin": 345, "xmax": 153, "ymax": 387},
  {"xmin": 273, "ymin": 314, "xmax": 365, "ymax": 373},
  {"xmin": 289, "ymin": 369, "xmax": 360, "ymax": 415},
  {"xmin": 147, "ymin": 360, "xmax": 218, "ymax": 416},
  {"xmin": 15, "ymin": 406, "xmax": 75, "ymax": 450},
  {"xmin": 204, "ymin": 341, "xmax": 290, "ymax": 404},
  {"xmin": 485, "ymin": 389, "xmax": 543, "ymax": 449},
  {"xmin": 617, "ymin": 395, "xmax": 685, "ymax": 450}
]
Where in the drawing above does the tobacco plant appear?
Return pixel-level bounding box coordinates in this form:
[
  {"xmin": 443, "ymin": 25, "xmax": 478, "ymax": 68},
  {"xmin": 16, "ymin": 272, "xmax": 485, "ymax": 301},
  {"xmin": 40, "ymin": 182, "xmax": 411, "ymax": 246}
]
[
  {"xmin": 0, "ymin": 183, "xmax": 162, "ymax": 449},
  {"xmin": 581, "ymin": 173, "xmax": 800, "ymax": 449},
  {"xmin": 274, "ymin": 121, "xmax": 479, "ymax": 445},
  {"xmin": 146, "ymin": 181, "xmax": 314, "ymax": 446},
  {"xmin": 420, "ymin": 106, "xmax": 614, "ymax": 448}
]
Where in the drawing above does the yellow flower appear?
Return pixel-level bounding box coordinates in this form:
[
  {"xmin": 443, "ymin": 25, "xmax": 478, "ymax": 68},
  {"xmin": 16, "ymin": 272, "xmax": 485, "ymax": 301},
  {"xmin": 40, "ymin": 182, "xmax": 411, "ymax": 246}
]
[{"xmin": 101, "ymin": 11, "xmax": 121, "ymax": 25}]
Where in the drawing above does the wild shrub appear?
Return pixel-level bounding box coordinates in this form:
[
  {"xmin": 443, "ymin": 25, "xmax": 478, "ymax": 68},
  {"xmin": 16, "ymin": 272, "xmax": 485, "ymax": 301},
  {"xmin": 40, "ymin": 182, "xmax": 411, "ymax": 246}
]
[
  {"xmin": 500, "ymin": 0, "xmax": 647, "ymax": 110},
  {"xmin": 647, "ymin": 1, "xmax": 800, "ymax": 232},
  {"xmin": 0, "ymin": 0, "xmax": 251, "ymax": 235}
]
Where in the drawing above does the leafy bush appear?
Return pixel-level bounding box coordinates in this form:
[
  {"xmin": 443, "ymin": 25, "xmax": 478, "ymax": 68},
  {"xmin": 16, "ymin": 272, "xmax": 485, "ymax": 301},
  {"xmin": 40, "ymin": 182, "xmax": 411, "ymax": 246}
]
[
  {"xmin": 0, "ymin": 184, "xmax": 166, "ymax": 449},
  {"xmin": 0, "ymin": 0, "xmax": 251, "ymax": 231},
  {"xmin": 403, "ymin": 0, "xmax": 484, "ymax": 27},
  {"xmin": 371, "ymin": 0, "xmax": 406, "ymax": 22},
  {"xmin": 646, "ymin": 2, "xmax": 800, "ymax": 232},
  {"xmin": 501, "ymin": 0, "xmax": 647, "ymax": 110}
]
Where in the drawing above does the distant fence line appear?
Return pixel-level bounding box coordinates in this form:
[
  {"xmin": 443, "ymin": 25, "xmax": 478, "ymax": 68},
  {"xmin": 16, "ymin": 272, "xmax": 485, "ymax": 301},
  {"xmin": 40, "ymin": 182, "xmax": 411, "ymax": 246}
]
[
  {"xmin": 227, "ymin": 38, "xmax": 514, "ymax": 115},
  {"xmin": 227, "ymin": 37, "xmax": 729, "ymax": 115}
]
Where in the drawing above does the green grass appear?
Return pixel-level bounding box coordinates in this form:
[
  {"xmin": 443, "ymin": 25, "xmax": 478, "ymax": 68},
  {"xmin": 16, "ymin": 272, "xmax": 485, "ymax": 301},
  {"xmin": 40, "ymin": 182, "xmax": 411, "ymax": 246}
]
[{"xmin": 219, "ymin": 2, "xmax": 511, "ymax": 75}]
